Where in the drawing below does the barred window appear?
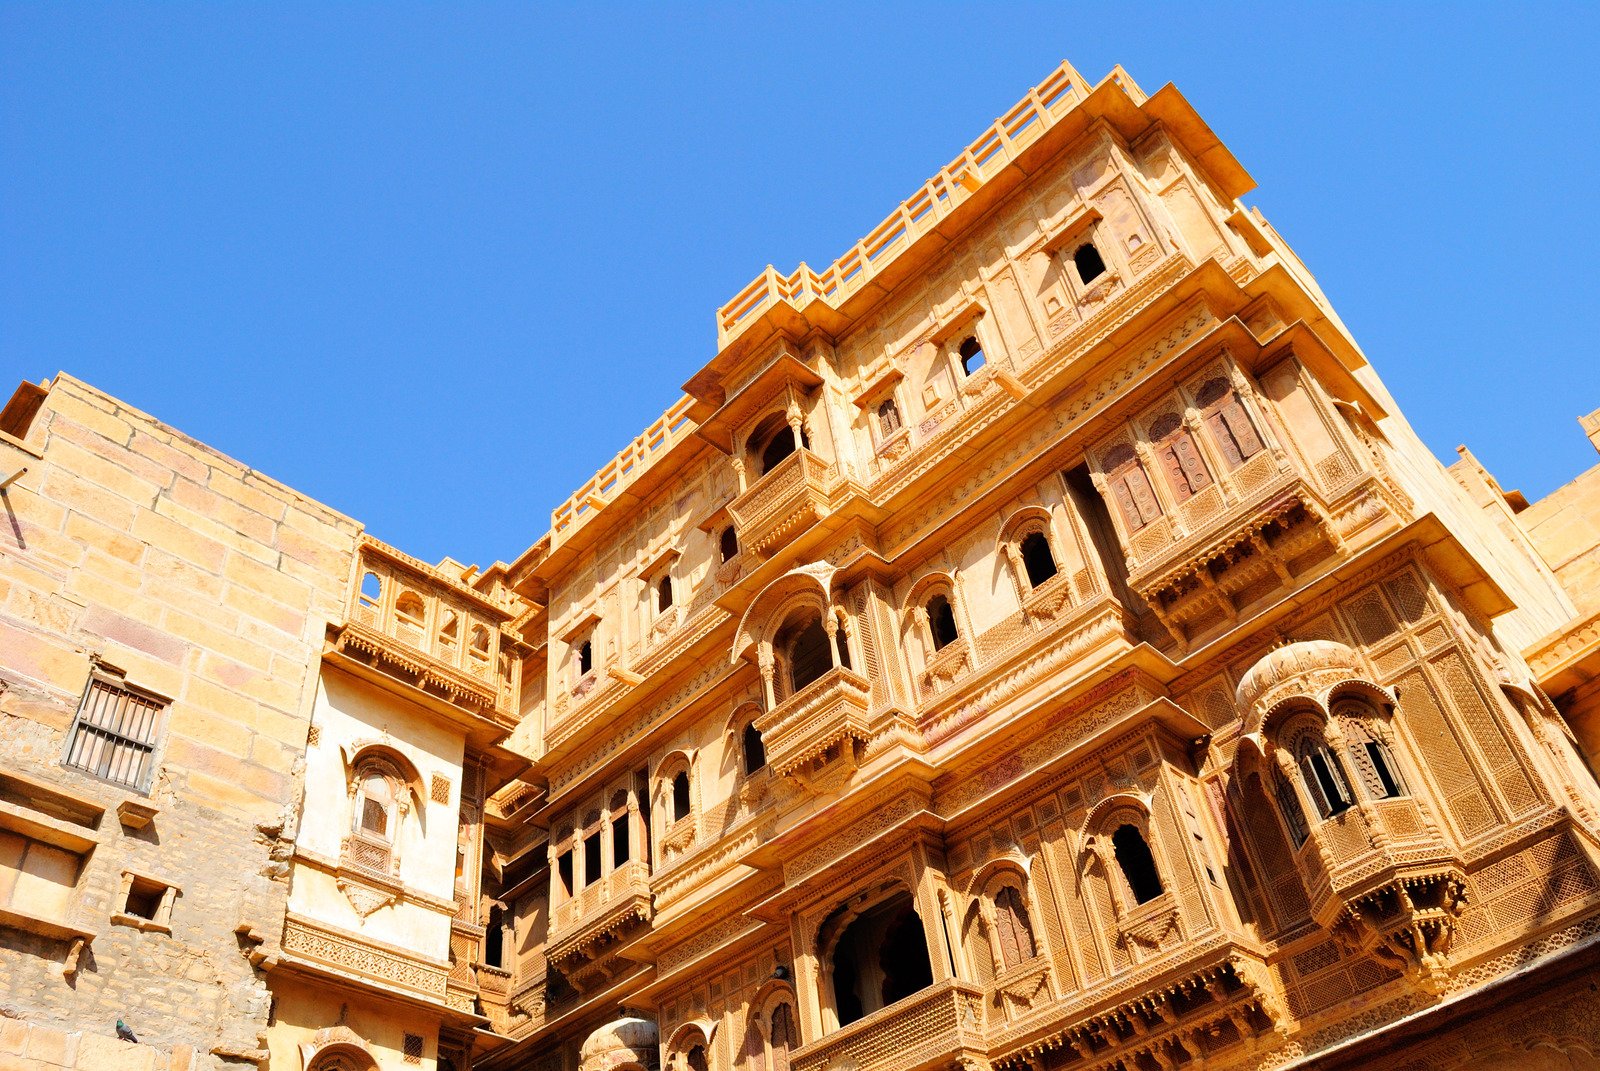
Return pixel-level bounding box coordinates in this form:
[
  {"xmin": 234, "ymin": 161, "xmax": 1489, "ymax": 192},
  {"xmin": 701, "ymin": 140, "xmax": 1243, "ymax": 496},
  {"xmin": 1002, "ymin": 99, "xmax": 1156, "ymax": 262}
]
[{"xmin": 63, "ymin": 676, "xmax": 165, "ymax": 791}]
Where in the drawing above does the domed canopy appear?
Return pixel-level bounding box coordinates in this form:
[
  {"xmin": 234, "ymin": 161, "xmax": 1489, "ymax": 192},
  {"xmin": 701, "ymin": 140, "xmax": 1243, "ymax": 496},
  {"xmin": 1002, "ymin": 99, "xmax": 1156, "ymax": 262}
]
[
  {"xmin": 579, "ymin": 1016, "xmax": 658, "ymax": 1070},
  {"xmin": 1235, "ymin": 639, "xmax": 1368, "ymax": 733}
]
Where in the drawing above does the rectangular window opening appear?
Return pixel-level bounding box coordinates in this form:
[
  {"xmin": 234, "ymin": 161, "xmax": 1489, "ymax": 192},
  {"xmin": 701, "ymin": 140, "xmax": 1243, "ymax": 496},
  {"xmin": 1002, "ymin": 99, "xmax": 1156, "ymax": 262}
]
[{"xmin": 64, "ymin": 676, "xmax": 165, "ymax": 792}]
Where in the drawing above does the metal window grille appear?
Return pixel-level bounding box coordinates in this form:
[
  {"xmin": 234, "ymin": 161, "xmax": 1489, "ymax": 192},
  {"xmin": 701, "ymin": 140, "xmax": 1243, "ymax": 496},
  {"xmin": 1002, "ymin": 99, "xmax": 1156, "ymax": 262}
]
[
  {"xmin": 403, "ymin": 1033, "xmax": 424, "ymax": 1063},
  {"xmin": 64, "ymin": 677, "xmax": 163, "ymax": 790}
]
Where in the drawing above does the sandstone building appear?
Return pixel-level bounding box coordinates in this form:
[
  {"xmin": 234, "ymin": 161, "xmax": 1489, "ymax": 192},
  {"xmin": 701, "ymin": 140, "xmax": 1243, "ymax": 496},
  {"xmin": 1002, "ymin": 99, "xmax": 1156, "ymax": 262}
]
[{"xmin": 3, "ymin": 58, "xmax": 1600, "ymax": 1071}]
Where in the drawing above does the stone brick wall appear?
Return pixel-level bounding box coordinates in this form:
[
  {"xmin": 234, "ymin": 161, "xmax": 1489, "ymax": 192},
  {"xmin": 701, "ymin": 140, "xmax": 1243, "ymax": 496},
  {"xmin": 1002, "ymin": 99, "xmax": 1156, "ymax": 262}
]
[{"xmin": 0, "ymin": 374, "xmax": 360, "ymax": 1068}]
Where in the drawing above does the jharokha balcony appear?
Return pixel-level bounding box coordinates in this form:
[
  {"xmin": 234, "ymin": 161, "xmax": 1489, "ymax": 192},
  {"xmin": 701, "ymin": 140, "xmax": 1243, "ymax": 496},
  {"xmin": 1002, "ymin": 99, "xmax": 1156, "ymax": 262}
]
[
  {"xmin": 545, "ymin": 859, "xmax": 653, "ymax": 991},
  {"xmin": 789, "ymin": 979, "xmax": 988, "ymax": 1071},
  {"xmin": 727, "ymin": 447, "xmax": 839, "ymax": 559},
  {"xmin": 753, "ymin": 666, "xmax": 875, "ymax": 791},
  {"xmin": 326, "ymin": 537, "xmax": 526, "ymax": 743},
  {"xmin": 1120, "ymin": 448, "xmax": 1409, "ymax": 646}
]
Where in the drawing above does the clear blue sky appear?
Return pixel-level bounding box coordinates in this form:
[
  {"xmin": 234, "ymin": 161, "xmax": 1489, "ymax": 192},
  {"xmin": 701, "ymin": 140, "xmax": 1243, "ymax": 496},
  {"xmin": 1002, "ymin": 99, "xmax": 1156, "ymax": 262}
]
[{"xmin": 4, "ymin": 4, "xmax": 1597, "ymax": 568}]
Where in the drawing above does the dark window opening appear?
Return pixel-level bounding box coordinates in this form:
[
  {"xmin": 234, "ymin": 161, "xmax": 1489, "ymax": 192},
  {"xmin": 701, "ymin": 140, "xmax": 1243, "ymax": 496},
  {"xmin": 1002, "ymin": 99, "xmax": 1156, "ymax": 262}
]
[
  {"xmin": 577, "ymin": 640, "xmax": 592, "ymax": 676},
  {"xmin": 657, "ymin": 574, "xmax": 673, "ymax": 613},
  {"xmin": 1301, "ymin": 745, "xmax": 1354, "ymax": 818},
  {"xmin": 123, "ymin": 877, "xmax": 165, "ymax": 921},
  {"xmin": 1365, "ymin": 741, "xmax": 1405, "ymax": 799},
  {"xmin": 958, "ymin": 336, "xmax": 986, "ymax": 376},
  {"xmin": 556, "ymin": 850, "xmax": 573, "ymax": 898},
  {"xmin": 1020, "ymin": 531, "xmax": 1059, "ymax": 587},
  {"xmin": 686, "ymin": 1045, "xmax": 709, "ymax": 1071},
  {"xmin": 835, "ymin": 625, "xmax": 853, "ymax": 672},
  {"xmin": 671, "ymin": 771, "xmax": 691, "ymax": 822},
  {"xmin": 1074, "ymin": 243, "xmax": 1107, "ymax": 284},
  {"xmin": 877, "ymin": 397, "xmax": 902, "ymax": 437},
  {"xmin": 583, "ymin": 831, "xmax": 602, "ymax": 886},
  {"xmin": 635, "ymin": 768, "xmax": 652, "ymax": 866},
  {"xmin": 484, "ymin": 905, "xmax": 505, "ymax": 967},
  {"xmin": 1112, "ymin": 823, "xmax": 1164, "ymax": 904},
  {"xmin": 612, "ymin": 813, "xmax": 630, "ymax": 866},
  {"xmin": 829, "ymin": 892, "xmax": 934, "ymax": 1027},
  {"xmin": 743, "ymin": 722, "xmax": 767, "ymax": 775},
  {"xmin": 761, "ymin": 426, "xmax": 798, "ymax": 474},
  {"xmin": 1274, "ymin": 769, "xmax": 1309, "ymax": 847},
  {"xmin": 927, "ymin": 594, "xmax": 958, "ymax": 651},
  {"xmin": 787, "ymin": 617, "xmax": 834, "ymax": 693},
  {"xmin": 720, "ymin": 526, "xmax": 739, "ymax": 563}
]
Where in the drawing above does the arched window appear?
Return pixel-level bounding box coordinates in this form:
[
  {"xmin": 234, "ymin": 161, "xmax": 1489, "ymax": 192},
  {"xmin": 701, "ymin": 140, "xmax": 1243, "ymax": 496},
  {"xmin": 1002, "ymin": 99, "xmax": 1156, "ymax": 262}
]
[
  {"xmin": 992, "ymin": 885, "xmax": 1036, "ymax": 966},
  {"xmin": 686, "ymin": 1044, "xmax": 709, "ymax": 1071},
  {"xmin": 1020, "ymin": 531, "xmax": 1058, "ymax": 587},
  {"xmin": 1149, "ymin": 411, "xmax": 1211, "ymax": 502},
  {"xmin": 582, "ymin": 810, "xmax": 602, "ymax": 887},
  {"xmin": 354, "ymin": 763, "xmax": 398, "ymax": 842},
  {"xmin": 927, "ymin": 594, "xmax": 958, "ymax": 651},
  {"xmin": 1274, "ymin": 767, "xmax": 1310, "ymax": 847},
  {"xmin": 395, "ymin": 591, "xmax": 425, "ymax": 626},
  {"xmin": 611, "ymin": 790, "xmax": 631, "ymax": 866},
  {"xmin": 1363, "ymin": 739, "xmax": 1404, "ymax": 798},
  {"xmin": 657, "ymin": 574, "xmax": 674, "ymax": 613},
  {"xmin": 1195, "ymin": 376, "xmax": 1264, "ymax": 468},
  {"xmin": 742, "ymin": 722, "xmax": 767, "ymax": 775},
  {"xmin": 761, "ymin": 426, "xmax": 798, "ymax": 474},
  {"xmin": 1073, "ymin": 243, "xmax": 1107, "ymax": 284},
  {"xmin": 439, "ymin": 611, "xmax": 459, "ymax": 658},
  {"xmin": 877, "ymin": 397, "xmax": 902, "ymax": 437},
  {"xmin": 769, "ymin": 1003, "xmax": 794, "ymax": 1067},
  {"xmin": 786, "ymin": 617, "xmax": 833, "ymax": 693},
  {"xmin": 720, "ymin": 526, "xmax": 739, "ymax": 563},
  {"xmin": 827, "ymin": 891, "xmax": 933, "ymax": 1027},
  {"xmin": 1112, "ymin": 823, "xmax": 1164, "ymax": 904},
  {"xmin": 468, "ymin": 625, "xmax": 491, "ymax": 671},
  {"xmin": 483, "ymin": 904, "xmax": 505, "ymax": 967},
  {"xmin": 1103, "ymin": 442, "xmax": 1162, "ymax": 532},
  {"xmin": 1295, "ymin": 734, "xmax": 1354, "ymax": 818},
  {"xmin": 958, "ymin": 336, "xmax": 986, "ymax": 376},
  {"xmin": 359, "ymin": 572, "xmax": 381, "ymax": 606},
  {"xmin": 577, "ymin": 639, "xmax": 593, "ymax": 676},
  {"xmin": 1335, "ymin": 703, "xmax": 1407, "ymax": 801},
  {"xmin": 671, "ymin": 771, "xmax": 691, "ymax": 823}
]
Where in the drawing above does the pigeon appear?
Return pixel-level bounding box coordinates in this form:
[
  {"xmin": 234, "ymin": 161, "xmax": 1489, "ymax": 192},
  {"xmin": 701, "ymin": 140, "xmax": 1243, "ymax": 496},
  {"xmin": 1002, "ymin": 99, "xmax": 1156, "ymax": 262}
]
[{"xmin": 115, "ymin": 1020, "xmax": 138, "ymax": 1044}]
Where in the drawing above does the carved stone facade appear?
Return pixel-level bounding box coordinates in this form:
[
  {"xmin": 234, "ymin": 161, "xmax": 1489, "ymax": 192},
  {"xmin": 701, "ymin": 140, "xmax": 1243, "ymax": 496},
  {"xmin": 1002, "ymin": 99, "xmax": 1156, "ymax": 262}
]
[{"xmin": 5, "ymin": 55, "xmax": 1600, "ymax": 1071}]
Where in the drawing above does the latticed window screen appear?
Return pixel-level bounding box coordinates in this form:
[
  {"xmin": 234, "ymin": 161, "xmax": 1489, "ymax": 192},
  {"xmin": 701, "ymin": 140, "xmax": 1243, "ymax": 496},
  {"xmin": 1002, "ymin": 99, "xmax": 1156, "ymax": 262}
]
[
  {"xmin": 403, "ymin": 1033, "xmax": 424, "ymax": 1064},
  {"xmin": 64, "ymin": 677, "xmax": 164, "ymax": 790}
]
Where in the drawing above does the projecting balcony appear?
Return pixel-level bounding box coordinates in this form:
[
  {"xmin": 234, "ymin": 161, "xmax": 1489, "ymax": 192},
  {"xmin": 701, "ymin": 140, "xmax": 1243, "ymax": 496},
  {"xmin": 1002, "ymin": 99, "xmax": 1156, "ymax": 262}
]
[
  {"xmin": 328, "ymin": 538, "xmax": 523, "ymax": 741},
  {"xmin": 545, "ymin": 859, "xmax": 653, "ymax": 989},
  {"xmin": 789, "ymin": 980, "xmax": 988, "ymax": 1071},
  {"xmin": 753, "ymin": 667, "xmax": 873, "ymax": 789},
  {"xmin": 1122, "ymin": 450, "xmax": 1407, "ymax": 644},
  {"xmin": 727, "ymin": 448, "xmax": 838, "ymax": 559}
]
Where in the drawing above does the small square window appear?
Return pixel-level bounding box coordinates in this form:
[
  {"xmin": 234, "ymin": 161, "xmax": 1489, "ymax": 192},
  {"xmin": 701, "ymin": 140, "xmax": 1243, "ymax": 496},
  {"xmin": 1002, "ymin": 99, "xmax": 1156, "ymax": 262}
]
[{"xmin": 113, "ymin": 872, "xmax": 175, "ymax": 933}]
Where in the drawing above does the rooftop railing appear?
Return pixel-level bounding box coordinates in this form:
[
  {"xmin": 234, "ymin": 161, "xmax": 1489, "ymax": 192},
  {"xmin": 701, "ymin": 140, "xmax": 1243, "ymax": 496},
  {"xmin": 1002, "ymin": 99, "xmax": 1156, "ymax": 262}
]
[
  {"xmin": 549, "ymin": 395, "xmax": 698, "ymax": 550},
  {"xmin": 716, "ymin": 63, "xmax": 1082, "ymax": 347}
]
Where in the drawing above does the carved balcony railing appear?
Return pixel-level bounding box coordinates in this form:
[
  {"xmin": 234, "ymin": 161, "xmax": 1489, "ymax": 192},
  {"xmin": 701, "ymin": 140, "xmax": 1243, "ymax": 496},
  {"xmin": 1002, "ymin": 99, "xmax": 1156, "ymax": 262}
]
[
  {"xmin": 546, "ymin": 859, "xmax": 653, "ymax": 985},
  {"xmin": 1121, "ymin": 451, "xmax": 1407, "ymax": 644},
  {"xmin": 753, "ymin": 667, "xmax": 874, "ymax": 787},
  {"xmin": 550, "ymin": 396, "xmax": 698, "ymax": 549},
  {"xmin": 789, "ymin": 980, "xmax": 988, "ymax": 1071},
  {"xmin": 727, "ymin": 448, "xmax": 839, "ymax": 559},
  {"xmin": 332, "ymin": 538, "xmax": 523, "ymax": 731}
]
